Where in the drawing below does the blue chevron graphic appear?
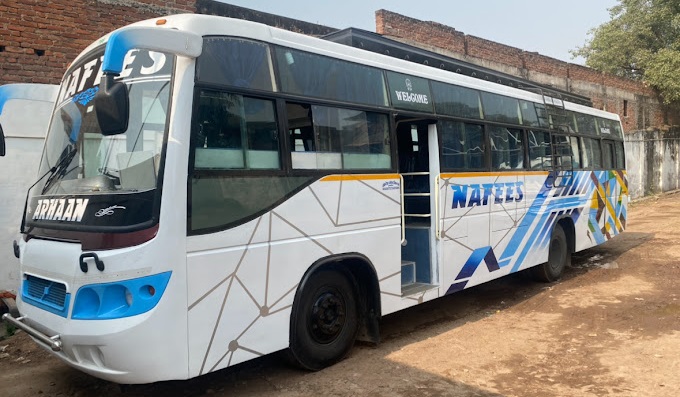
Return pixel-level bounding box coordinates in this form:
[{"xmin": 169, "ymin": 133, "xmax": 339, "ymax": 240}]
[{"xmin": 446, "ymin": 246, "xmax": 500, "ymax": 295}]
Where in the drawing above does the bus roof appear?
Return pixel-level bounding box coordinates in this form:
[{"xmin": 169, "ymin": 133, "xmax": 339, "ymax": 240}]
[{"xmin": 73, "ymin": 13, "xmax": 620, "ymax": 122}]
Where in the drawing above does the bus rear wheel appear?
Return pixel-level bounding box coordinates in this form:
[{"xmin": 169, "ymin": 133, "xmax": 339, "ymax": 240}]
[
  {"xmin": 532, "ymin": 223, "xmax": 570, "ymax": 282},
  {"xmin": 289, "ymin": 269, "xmax": 359, "ymax": 371}
]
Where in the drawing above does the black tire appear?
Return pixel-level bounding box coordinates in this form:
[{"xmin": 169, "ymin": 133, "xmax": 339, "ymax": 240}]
[
  {"xmin": 532, "ymin": 223, "xmax": 571, "ymax": 282},
  {"xmin": 289, "ymin": 269, "xmax": 359, "ymax": 371}
]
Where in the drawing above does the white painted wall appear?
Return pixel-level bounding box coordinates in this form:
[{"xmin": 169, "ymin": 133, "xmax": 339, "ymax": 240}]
[
  {"xmin": 625, "ymin": 130, "xmax": 680, "ymax": 200},
  {"xmin": 0, "ymin": 84, "xmax": 58, "ymax": 292}
]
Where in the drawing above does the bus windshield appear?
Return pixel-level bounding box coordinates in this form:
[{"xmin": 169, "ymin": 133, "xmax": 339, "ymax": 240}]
[{"xmin": 25, "ymin": 48, "xmax": 175, "ymax": 231}]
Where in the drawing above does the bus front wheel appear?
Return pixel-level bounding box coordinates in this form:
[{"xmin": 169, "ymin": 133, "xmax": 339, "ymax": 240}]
[
  {"xmin": 532, "ymin": 223, "xmax": 570, "ymax": 282},
  {"xmin": 289, "ymin": 269, "xmax": 359, "ymax": 371}
]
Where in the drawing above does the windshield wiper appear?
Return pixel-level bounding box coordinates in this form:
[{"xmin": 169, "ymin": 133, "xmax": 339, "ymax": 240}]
[{"xmin": 41, "ymin": 145, "xmax": 78, "ymax": 194}]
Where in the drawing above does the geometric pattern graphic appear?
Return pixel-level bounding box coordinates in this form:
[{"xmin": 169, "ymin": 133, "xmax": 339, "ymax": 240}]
[
  {"xmin": 186, "ymin": 175, "xmax": 402, "ymax": 377},
  {"xmin": 185, "ymin": 170, "xmax": 628, "ymax": 377},
  {"xmin": 440, "ymin": 170, "xmax": 628, "ymax": 293}
]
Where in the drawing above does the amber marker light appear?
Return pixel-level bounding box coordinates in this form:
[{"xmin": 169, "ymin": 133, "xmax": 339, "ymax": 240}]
[{"xmin": 156, "ymin": 19, "xmax": 167, "ymax": 26}]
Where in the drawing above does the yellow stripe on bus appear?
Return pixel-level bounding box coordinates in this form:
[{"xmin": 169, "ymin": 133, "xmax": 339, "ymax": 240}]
[
  {"xmin": 440, "ymin": 171, "xmax": 550, "ymax": 178},
  {"xmin": 320, "ymin": 174, "xmax": 401, "ymax": 182}
]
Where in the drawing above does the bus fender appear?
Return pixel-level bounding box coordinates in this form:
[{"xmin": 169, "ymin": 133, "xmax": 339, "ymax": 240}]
[{"xmin": 292, "ymin": 253, "xmax": 381, "ymax": 346}]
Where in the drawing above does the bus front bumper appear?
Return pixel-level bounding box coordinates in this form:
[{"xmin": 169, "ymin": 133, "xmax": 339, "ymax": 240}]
[{"xmin": 2, "ymin": 312, "xmax": 63, "ymax": 351}]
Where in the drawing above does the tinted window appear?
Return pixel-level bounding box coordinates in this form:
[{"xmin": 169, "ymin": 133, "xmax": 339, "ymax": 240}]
[
  {"xmin": 527, "ymin": 130, "xmax": 552, "ymax": 170},
  {"xmin": 520, "ymin": 101, "xmax": 547, "ymax": 128},
  {"xmin": 197, "ymin": 38, "xmax": 274, "ymax": 91},
  {"xmin": 581, "ymin": 138, "xmax": 602, "ymax": 169},
  {"xmin": 431, "ymin": 81, "xmax": 482, "ymax": 119},
  {"xmin": 576, "ymin": 113, "xmax": 598, "ymax": 135},
  {"xmin": 553, "ymin": 135, "xmax": 580, "ymax": 169},
  {"xmin": 597, "ymin": 118, "xmax": 623, "ymax": 139},
  {"xmin": 276, "ymin": 48, "xmax": 387, "ymax": 107},
  {"xmin": 481, "ymin": 93, "xmax": 520, "ymax": 124},
  {"xmin": 386, "ymin": 72, "xmax": 433, "ymax": 113},
  {"xmin": 439, "ymin": 121, "xmax": 485, "ymax": 170},
  {"xmin": 603, "ymin": 141, "xmax": 615, "ymax": 169},
  {"xmin": 489, "ymin": 126, "xmax": 524, "ymax": 170},
  {"xmin": 564, "ymin": 111, "xmax": 579, "ymax": 133},
  {"xmin": 287, "ymin": 103, "xmax": 391, "ymax": 170},
  {"xmin": 193, "ymin": 90, "xmax": 279, "ymax": 170},
  {"xmin": 615, "ymin": 141, "xmax": 625, "ymax": 169},
  {"xmin": 190, "ymin": 176, "xmax": 311, "ymax": 232}
]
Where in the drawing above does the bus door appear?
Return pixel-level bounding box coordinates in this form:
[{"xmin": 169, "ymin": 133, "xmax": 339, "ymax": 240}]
[{"xmin": 396, "ymin": 117, "xmax": 440, "ymax": 296}]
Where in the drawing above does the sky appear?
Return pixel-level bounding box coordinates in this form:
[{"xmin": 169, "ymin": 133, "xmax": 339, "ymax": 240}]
[{"xmin": 219, "ymin": 0, "xmax": 619, "ymax": 65}]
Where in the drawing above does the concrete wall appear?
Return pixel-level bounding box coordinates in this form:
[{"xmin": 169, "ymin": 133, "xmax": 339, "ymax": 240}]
[
  {"xmin": 0, "ymin": 84, "xmax": 58, "ymax": 292},
  {"xmin": 625, "ymin": 130, "xmax": 680, "ymax": 200}
]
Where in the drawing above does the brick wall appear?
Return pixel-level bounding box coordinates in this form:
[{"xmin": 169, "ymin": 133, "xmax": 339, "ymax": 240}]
[
  {"xmin": 375, "ymin": 9, "xmax": 669, "ymax": 132},
  {"xmin": 0, "ymin": 0, "xmax": 195, "ymax": 85}
]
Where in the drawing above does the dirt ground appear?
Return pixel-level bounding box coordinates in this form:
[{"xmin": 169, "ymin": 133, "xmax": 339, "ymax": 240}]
[{"xmin": 2, "ymin": 193, "xmax": 679, "ymax": 397}]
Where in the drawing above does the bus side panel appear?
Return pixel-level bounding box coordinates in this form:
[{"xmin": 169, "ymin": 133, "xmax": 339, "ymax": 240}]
[
  {"xmin": 186, "ymin": 175, "xmax": 401, "ymax": 377},
  {"xmin": 573, "ymin": 170, "xmax": 628, "ymax": 252}
]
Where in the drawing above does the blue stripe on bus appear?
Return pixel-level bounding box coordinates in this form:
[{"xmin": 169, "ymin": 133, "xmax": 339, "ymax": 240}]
[
  {"xmin": 497, "ymin": 174, "xmax": 553, "ymax": 267},
  {"xmin": 454, "ymin": 246, "xmax": 500, "ymax": 281}
]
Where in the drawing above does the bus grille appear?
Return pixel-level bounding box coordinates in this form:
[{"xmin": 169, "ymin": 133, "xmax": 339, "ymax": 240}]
[{"xmin": 23, "ymin": 275, "xmax": 69, "ymax": 317}]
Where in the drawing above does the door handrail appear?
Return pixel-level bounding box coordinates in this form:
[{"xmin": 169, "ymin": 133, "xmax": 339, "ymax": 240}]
[
  {"xmin": 434, "ymin": 174, "xmax": 441, "ymax": 239},
  {"xmin": 399, "ymin": 174, "xmax": 406, "ymax": 245}
]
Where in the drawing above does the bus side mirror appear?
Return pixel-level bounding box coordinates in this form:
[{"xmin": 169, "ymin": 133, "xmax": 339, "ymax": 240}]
[
  {"xmin": 95, "ymin": 73, "xmax": 129, "ymax": 136},
  {"xmin": 0, "ymin": 123, "xmax": 6, "ymax": 156}
]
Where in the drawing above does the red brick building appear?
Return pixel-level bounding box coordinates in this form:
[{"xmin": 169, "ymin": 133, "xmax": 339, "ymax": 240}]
[{"xmin": 0, "ymin": 2, "xmax": 668, "ymax": 132}]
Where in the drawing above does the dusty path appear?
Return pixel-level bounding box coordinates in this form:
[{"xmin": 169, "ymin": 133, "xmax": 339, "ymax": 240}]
[{"xmin": 1, "ymin": 194, "xmax": 679, "ymax": 396}]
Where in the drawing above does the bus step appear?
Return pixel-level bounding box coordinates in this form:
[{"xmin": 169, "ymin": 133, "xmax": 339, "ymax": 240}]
[
  {"xmin": 401, "ymin": 282, "xmax": 437, "ymax": 297},
  {"xmin": 401, "ymin": 260, "xmax": 416, "ymax": 285}
]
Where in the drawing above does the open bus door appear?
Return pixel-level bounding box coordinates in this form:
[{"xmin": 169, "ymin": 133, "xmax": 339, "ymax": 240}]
[{"xmin": 395, "ymin": 117, "xmax": 441, "ymax": 297}]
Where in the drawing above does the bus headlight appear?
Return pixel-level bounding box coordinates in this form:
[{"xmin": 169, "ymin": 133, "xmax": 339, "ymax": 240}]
[{"xmin": 72, "ymin": 272, "xmax": 171, "ymax": 320}]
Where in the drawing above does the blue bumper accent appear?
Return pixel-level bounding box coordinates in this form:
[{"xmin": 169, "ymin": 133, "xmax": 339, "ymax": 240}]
[
  {"xmin": 72, "ymin": 271, "xmax": 172, "ymax": 320},
  {"xmin": 22, "ymin": 275, "xmax": 71, "ymax": 318}
]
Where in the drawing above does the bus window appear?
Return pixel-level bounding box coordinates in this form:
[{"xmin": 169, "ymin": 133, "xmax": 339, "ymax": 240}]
[
  {"xmin": 196, "ymin": 38, "xmax": 275, "ymax": 91},
  {"xmin": 527, "ymin": 130, "xmax": 551, "ymax": 170},
  {"xmin": 431, "ymin": 81, "xmax": 482, "ymax": 119},
  {"xmin": 193, "ymin": 90, "xmax": 280, "ymax": 170},
  {"xmin": 480, "ymin": 93, "xmax": 520, "ymax": 124},
  {"xmin": 603, "ymin": 141, "xmax": 615, "ymax": 169},
  {"xmin": 552, "ymin": 135, "xmax": 581, "ymax": 169},
  {"xmin": 489, "ymin": 126, "xmax": 524, "ymax": 170},
  {"xmin": 570, "ymin": 136, "xmax": 582, "ymax": 169},
  {"xmin": 581, "ymin": 137, "xmax": 603, "ymax": 169},
  {"xmin": 576, "ymin": 113, "xmax": 598, "ymax": 135},
  {"xmin": 615, "ymin": 141, "xmax": 625, "ymax": 169},
  {"xmin": 276, "ymin": 47, "xmax": 388, "ymax": 107},
  {"xmin": 288, "ymin": 103, "xmax": 391, "ymax": 170},
  {"xmin": 439, "ymin": 120, "xmax": 485, "ymax": 170},
  {"xmin": 565, "ymin": 111, "xmax": 579, "ymax": 133},
  {"xmin": 597, "ymin": 118, "xmax": 623, "ymax": 139},
  {"xmin": 520, "ymin": 101, "xmax": 543, "ymax": 128}
]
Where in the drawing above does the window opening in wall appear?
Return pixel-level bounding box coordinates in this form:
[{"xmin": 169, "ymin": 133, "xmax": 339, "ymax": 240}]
[
  {"xmin": 0, "ymin": 46, "xmax": 5, "ymax": 52},
  {"xmin": 623, "ymin": 100, "xmax": 628, "ymax": 117},
  {"xmin": 34, "ymin": 49, "xmax": 45, "ymax": 56}
]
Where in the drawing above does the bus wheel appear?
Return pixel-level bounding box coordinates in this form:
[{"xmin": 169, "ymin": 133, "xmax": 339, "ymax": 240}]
[
  {"xmin": 532, "ymin": 223, "xmax": 571, "ymax": 282},
  {"xmin": 289, "ymin": 269, "xmax": 358, "ymax": 371}
]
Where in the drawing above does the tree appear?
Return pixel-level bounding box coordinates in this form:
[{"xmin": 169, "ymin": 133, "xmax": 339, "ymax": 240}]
[{"xmin": 573, "ymin": 0, "xmax": 680, "ymax": 104}]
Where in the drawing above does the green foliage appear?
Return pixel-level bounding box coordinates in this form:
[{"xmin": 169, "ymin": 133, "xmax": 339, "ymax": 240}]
[
  {"xmin": 573, "ymin": 0, "xmax": 680, "ymax": 104},
  {"xmin": 2, "ymin": 322, "xmax": 16, "ymax": 339}
]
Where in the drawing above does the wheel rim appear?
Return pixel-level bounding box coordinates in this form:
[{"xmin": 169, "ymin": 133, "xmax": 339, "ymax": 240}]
[{"xmin": 309, "ymin": 289, "xmax": 346, "ymax": 344}]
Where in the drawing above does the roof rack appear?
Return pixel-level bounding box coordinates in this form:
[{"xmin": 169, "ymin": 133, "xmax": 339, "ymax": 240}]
[{"xmin": 322, "ymin": 28, "xmax": 592, "ymax": 107}]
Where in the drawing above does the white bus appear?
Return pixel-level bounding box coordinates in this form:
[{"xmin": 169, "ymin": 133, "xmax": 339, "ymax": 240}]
[{"xmin": 2, "ymin": 14, "xmax": 627, "ymax": 384}]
